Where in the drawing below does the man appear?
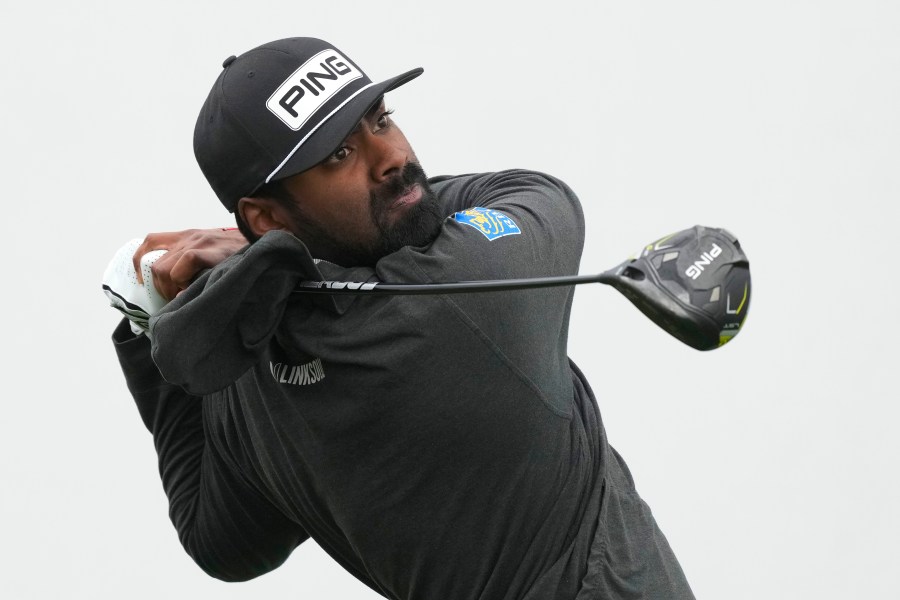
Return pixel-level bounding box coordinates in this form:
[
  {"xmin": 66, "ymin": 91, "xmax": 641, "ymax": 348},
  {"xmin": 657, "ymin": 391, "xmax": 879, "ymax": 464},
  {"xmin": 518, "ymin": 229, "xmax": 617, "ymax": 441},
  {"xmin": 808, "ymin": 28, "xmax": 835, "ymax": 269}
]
[{"xmin": 109, "ymin": 37, "xmax": 695, "ymax": 599}]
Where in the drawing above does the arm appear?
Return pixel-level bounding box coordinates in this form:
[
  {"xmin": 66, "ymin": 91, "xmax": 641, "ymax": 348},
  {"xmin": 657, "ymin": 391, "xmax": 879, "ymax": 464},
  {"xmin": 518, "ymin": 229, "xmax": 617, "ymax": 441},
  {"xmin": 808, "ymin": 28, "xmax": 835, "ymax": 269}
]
[
  {"xmin": 377, "ymin": 170, "xmax": 585, "ymax": 415},
  {"xmin": 113, "ymin": 319, "xmax": 308, "ymax": 580},
  {"xmin": 103, "ymin": 228, "xmax": 248, "ymax": 338},
  {"xmin": 423, "ymin": 169, "xmax": 585, "ymax": 281}
]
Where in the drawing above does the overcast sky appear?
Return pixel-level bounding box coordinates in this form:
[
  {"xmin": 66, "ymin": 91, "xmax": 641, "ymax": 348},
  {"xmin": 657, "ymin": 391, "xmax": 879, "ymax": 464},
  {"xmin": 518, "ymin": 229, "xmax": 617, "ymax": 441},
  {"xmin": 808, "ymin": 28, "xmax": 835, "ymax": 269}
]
[{"xmin": 3, "ymin": 1, "xmax": 898, "ymax": 598}]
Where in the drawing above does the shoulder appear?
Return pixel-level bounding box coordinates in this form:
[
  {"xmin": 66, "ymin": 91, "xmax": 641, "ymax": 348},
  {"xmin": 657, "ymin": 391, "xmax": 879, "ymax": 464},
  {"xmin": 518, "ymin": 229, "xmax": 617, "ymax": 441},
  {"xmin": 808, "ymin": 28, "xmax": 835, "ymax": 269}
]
[
  {"xmin": 428, "ymin": 170, "xmax": 582, "ymax": 220},
  {"xmin": 429, "ymin": 169, "xmax": 577, "ymax": 194}
]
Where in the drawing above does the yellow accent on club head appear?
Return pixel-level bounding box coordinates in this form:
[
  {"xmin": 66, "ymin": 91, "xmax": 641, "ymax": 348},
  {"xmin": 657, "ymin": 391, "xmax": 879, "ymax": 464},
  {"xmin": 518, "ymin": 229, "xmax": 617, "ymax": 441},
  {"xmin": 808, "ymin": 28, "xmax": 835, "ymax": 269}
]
[{"xmin": 736, "ymin": 283, "xmax": 749, "ymax": 315}]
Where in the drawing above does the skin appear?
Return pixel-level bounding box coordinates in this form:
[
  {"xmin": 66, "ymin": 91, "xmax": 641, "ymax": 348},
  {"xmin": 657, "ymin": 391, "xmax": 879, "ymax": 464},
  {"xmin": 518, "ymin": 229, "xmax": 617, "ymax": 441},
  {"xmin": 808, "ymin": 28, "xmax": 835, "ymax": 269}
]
[{"xmin": 133, "ymin": 228, "xmax": 247, "ymax": 300}]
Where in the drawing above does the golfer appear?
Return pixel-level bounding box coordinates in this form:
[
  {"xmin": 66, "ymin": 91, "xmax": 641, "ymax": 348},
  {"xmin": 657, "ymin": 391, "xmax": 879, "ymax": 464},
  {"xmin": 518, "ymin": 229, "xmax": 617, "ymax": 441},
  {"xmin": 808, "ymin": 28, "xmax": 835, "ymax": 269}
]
[{"xmin": 110, "ymin": 36, "xmax": 695, "ymax": 600}]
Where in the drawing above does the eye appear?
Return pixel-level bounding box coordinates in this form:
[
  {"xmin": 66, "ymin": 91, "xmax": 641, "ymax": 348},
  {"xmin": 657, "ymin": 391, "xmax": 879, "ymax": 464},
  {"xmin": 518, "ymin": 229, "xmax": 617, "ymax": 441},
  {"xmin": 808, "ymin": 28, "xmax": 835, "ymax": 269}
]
[
  {"xmin": 327, "ymin": 144, "xmax": 352, "ymax": 163},
  {"xmin": 375, "ymin": 109, "xmax": 395, "ymax": 131}
]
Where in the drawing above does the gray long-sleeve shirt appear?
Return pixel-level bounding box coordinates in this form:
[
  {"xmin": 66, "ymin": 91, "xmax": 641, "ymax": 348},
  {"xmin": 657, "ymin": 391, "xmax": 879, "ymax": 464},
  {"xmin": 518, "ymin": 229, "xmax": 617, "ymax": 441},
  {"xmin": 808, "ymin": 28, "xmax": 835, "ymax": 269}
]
[{"xmin": 113, "ymin": 170, "xmax": 694, "ymax": 599}]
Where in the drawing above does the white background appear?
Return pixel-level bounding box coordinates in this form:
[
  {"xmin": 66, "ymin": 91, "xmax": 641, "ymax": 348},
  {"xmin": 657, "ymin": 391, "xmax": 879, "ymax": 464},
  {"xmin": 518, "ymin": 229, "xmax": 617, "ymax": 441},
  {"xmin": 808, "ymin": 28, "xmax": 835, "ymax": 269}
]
[{"xmin": 2, "ymin": 1, "xmax": 898, "ymax": 598}]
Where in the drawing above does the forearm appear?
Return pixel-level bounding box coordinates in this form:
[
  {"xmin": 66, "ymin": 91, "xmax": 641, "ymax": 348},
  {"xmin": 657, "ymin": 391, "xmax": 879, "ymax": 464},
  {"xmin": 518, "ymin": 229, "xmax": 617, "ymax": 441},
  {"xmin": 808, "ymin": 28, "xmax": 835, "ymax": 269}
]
[{"xmin": 112, "ymin": 319, "xmax": 308, "ymax": 580}]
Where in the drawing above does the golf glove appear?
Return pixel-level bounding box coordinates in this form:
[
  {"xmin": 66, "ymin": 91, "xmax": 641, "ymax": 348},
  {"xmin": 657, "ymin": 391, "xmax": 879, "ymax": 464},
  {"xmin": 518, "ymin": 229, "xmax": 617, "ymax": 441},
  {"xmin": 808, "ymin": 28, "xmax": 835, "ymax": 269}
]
[{"xmin": 102, "ymin": 239, "xmax": 169, "ymax": 337}]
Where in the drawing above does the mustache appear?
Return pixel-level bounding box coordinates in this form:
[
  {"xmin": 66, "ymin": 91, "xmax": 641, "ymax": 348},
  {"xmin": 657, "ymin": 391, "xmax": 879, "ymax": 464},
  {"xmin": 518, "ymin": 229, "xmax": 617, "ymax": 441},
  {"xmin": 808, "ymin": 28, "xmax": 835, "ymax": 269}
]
[{"xmin": 371, "ymin": 162, "xmax": 428, "ymax": 207}]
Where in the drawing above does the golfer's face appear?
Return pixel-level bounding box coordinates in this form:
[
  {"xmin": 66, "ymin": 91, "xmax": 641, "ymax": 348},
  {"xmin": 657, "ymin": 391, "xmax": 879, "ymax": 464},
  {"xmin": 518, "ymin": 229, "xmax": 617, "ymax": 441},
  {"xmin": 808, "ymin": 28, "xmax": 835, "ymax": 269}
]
[{"xmin": 278, "ymin": 99, "xmax": 429, "ymax": 264}]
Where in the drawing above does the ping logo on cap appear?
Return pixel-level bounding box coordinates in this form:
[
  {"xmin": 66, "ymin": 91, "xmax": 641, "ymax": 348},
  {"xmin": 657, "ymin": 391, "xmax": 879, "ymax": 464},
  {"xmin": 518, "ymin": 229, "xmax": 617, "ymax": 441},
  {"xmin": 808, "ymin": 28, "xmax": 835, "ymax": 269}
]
[{"xmin": 266, "ymin": 49, "xmax": 364, "ymax": 130}]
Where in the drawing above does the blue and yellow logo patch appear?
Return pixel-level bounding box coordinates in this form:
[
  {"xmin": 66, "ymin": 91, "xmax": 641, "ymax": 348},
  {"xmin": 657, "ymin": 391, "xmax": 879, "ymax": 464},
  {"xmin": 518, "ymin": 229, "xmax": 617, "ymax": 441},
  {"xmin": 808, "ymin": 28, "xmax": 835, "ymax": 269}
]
[{"xmin": 451, "ymin": 207, "xmax": 521, "ymax": 241}]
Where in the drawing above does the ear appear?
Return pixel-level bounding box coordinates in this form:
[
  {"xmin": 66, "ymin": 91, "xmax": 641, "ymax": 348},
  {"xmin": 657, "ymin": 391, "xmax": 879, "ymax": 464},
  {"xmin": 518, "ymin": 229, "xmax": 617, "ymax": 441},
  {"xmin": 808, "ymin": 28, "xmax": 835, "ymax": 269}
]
[{"xmin": 237, "ymin": 197, "xmax": 293, "ymax": 239}]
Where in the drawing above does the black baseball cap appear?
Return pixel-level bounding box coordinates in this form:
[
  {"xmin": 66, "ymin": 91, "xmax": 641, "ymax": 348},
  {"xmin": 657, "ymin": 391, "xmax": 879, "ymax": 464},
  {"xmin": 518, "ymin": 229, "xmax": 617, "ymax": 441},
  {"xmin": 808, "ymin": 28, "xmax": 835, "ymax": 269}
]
[{"xmin": 194, "ymin": 37, "xmax": 423, "ymax": 212}]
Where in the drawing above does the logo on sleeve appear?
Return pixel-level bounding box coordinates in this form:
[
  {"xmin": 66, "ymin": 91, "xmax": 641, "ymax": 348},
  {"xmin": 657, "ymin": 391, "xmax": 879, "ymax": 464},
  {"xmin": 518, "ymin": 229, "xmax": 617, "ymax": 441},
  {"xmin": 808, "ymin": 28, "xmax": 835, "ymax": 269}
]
[
  {"xmin": 451, "ymin": 207, "xmax": 521, "ymax": 241},
  {"xmin": 270, "ymin": 358, "xmax": 326, "ymax": 386},
  {"xmin": 266, "ymin": 49, "xmax": 363, "ymax": 131}
]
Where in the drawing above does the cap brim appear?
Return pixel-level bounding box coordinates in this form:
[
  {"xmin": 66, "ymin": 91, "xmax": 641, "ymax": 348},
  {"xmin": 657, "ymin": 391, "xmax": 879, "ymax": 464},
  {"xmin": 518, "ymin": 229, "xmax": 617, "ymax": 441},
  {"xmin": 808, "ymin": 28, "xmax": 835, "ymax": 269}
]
[{"xmin": 266, "ymin": 67, "xmax": 423, "ymax": 183}]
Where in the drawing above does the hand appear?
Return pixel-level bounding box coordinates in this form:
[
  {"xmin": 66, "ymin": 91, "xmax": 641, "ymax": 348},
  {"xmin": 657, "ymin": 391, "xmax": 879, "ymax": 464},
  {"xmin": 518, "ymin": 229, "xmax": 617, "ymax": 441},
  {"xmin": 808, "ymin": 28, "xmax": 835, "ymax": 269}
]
[
  {"xmin": 133, "ymin": 228, "xmax": 247, "ymax": 300},
  {"xmin": 102, "ymin": 240, "xmax": 168, "ymax": 337}
]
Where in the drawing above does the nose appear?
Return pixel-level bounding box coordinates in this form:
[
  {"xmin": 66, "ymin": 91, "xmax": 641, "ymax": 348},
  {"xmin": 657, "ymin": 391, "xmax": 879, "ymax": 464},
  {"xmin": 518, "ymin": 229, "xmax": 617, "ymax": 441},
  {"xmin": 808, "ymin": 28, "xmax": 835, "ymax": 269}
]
[{"xmin": 365, "ymin": 132, "xmax": 407, "ymax": 183}]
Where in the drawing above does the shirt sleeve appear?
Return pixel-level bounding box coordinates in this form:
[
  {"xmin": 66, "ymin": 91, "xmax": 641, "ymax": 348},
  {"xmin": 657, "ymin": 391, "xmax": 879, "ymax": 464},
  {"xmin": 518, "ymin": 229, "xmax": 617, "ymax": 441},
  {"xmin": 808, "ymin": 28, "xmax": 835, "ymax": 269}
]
[
  {"xmin": 411, "ymin": 169, "xmax": 585, "ymax": 282},
  {"xmin": 377, "ymin": 170, "xmax": 586, "ymax": 416},
  {"xmin": 112, "ymin": 319, "xmax": 309, "ymax": 581}
]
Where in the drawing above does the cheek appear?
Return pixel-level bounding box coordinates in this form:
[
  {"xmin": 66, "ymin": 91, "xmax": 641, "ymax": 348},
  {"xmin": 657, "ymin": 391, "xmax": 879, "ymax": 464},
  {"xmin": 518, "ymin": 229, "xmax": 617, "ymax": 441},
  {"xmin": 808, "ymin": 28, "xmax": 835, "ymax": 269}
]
[
  {"xmin": 318, "ymin": 185, "xmax": 377, "ymax": 238},
  {"xmin": 394, "ymin": 130, "xmax": 417, "ymax": 163}
]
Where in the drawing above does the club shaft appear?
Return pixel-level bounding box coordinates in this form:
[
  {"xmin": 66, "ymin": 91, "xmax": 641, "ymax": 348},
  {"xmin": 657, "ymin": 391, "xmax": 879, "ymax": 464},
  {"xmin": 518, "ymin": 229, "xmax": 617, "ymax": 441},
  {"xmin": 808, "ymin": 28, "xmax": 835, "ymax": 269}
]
[{"xmin": 294, "ymin": 273, "xmax": 612, "ymax": 295}]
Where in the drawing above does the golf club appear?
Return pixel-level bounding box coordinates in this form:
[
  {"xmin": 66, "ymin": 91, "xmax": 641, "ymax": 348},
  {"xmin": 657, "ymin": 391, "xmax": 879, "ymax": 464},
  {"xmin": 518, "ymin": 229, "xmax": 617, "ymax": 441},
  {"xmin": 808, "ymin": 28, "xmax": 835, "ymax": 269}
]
[{"xmin": 293, "ymin": 225, "xmax": 751, "ymax": 351}]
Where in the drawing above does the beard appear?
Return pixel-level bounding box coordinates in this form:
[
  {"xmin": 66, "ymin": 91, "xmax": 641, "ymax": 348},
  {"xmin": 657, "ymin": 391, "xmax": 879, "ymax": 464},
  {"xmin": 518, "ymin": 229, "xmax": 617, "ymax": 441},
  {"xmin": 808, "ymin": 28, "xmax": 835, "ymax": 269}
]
[
  {"xmin": 368, "ymin": 161, "xmax": 444, "ymax": 260},
  {"xmin": 289, "ymin": 161, "xmax": 445, "ymax": 267}
]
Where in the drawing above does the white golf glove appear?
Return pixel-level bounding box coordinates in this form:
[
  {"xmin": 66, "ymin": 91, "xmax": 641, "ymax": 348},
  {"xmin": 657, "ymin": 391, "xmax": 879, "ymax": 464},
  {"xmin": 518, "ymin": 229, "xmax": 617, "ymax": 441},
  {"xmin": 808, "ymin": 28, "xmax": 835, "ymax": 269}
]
[{"xmin": 102, "ymin": 239, "xmax": 169, "ymax": 337}]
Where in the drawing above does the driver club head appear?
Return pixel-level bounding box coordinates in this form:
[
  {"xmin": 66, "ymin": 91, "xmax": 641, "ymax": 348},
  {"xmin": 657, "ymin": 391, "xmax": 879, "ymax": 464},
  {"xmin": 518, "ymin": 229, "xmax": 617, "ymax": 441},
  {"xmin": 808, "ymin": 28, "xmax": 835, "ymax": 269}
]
[{"xmin": 598, "ymin": 225, "xmax": 751, "ymax": 350}]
